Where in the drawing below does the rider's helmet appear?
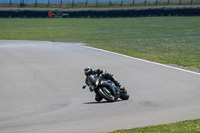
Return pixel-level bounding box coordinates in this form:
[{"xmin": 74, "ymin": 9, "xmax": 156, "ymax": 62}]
[{"xmin": 84, "ymin": 66, "xmax": 93, "ymax": 76}]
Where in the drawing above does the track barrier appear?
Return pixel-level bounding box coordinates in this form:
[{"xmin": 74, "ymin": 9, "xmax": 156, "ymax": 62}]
[{"xmin": 0, "ymin": 7, "xmax": 199, "ymax": 18}]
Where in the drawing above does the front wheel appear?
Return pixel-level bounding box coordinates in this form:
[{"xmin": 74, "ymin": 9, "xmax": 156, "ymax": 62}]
[
  {"xmin": 98, "ymin": 87, "xmax": 115, "ymax": 102},
  {"xmin": 95, "ymin": 94, "xmax": 103, "ymax": 102}
]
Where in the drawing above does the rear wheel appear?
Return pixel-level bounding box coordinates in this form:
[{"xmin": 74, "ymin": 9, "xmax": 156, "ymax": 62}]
[
  {"xmin": 120, "ymin": 90, "xmax": 129, "ymax": 100},
  {"xmin": 98, "ymin": 87, "xmax": 115, "ymax": 102}
]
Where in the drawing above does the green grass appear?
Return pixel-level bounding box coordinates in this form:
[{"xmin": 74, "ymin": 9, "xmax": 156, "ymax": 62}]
[
  {"xmin": 0, "ymin": 17, "xmax": 200, "ymax": 70},
  {"xmin": 109, "ymin": 119, "xmax": 200, "ymax": 133}
]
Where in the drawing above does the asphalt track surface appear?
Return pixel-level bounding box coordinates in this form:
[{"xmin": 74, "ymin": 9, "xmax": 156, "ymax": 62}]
[{"xmin": 0, "ymin": 40, "xmax": 200, "ymax": 133}]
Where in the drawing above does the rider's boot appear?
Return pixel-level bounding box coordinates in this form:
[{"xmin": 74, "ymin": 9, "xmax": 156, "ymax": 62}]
[
  {"xmin": 114, "ymin": 81, "xmax": 125, "ymax": 91},
  {"xmin": 119, "ymin": 86, "xmax": 125, "ymax": 90}
]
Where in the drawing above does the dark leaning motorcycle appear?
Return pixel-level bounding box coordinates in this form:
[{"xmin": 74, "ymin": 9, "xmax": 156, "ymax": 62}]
[{"xmin": 82, "ymin": 74, "xmax": 129, "ymax": 102}]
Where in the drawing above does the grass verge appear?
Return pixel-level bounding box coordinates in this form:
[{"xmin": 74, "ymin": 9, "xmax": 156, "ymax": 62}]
[
  {"xmin": 0, "ymin": 17, "xmax": 199, "ymax": 71},
  {"xmin": 109, "ymin": 119, "xmax": 200, "ymax": 133}
]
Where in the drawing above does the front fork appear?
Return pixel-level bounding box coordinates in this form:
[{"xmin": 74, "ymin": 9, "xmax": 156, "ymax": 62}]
[
  {"xmin": 107, "ymin": 83, "xmax": 120, "ymax": 99},
  {"xmin": 114, "ymin": 86, "xmax": 120, "ymax": 99},
  {"xmin": 97, "ymin": 81, "xmax": 120, "ymax": 99}
]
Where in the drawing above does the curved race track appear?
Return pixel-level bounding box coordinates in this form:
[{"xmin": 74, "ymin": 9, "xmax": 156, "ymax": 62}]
[{"xmin": 0, "ymin": 40, "xmax": 200, "ymax": 133}]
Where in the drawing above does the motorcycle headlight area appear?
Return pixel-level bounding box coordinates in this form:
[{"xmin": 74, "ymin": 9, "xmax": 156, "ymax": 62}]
[{"xmin": 95, "ymin": 79, "xmax": 99, "ymax": 86}]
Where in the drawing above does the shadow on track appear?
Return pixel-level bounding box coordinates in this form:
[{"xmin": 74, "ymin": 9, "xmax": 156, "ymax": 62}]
[{"xmin": 83, "ymin": 100, "xmax": 122, "ymax": 104}]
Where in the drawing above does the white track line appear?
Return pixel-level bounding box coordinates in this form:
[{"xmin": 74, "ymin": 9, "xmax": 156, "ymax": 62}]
[{"xmin": 83, "ymin": 46, "xmax": 200, "ymax": 76}]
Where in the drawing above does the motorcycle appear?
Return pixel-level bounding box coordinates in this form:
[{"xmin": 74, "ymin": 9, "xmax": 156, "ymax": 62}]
[{"xmin": 82, "ymin": 74, "xmax": 129, "ymax": 102}]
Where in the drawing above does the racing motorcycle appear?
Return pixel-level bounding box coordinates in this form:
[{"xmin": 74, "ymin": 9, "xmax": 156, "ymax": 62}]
[{"xmin": 82, "ymin": 74, "xmax": 129, "ymax": 102}]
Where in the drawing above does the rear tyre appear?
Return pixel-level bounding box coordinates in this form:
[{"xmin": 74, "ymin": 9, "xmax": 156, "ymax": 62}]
[
  {"xmin": 120, "ymin": 90, "xmax": 129, "ymax": 100},
  {"xmin": 98, "ymin": 87, "xmax": 115, "ymax": 102}
]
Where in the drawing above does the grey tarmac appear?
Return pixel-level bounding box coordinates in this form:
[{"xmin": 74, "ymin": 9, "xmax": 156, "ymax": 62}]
[{"xmin": 0, "ymin": 40, "xmax": 200, "ymax": 133}]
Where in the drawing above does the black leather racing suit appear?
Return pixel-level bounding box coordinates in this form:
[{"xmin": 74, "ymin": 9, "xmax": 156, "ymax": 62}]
[{"xmin": 85, "ymin": 69, "xmax": 121, "ymax": 88}]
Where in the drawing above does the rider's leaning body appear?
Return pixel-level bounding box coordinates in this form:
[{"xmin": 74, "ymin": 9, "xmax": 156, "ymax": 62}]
[
  {"xmin": 84, "ymin": 66, "xmax": 124, "ymax": 89},
  {"xmin": 83, "ymin": 66, "xmax": 126, "ymax": 102}
]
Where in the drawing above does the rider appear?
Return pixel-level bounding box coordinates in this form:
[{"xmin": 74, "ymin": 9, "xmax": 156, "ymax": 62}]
[
  {"xmin": 84, "ymin": 66, "xmax": 125, "ymax": 102},
  {"xmin": 84, "ymin": 66, "xmax": 124, "ymax": 90}
]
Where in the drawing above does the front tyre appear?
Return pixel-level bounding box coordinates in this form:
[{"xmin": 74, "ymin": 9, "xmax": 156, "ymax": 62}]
[
  {"xmin": 95, "ymin": 94, "xmax": 103, "ymax": 102},
  {"xmin": 98, "ymin": 87, "xmax": 115, "ymax": 102}
]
